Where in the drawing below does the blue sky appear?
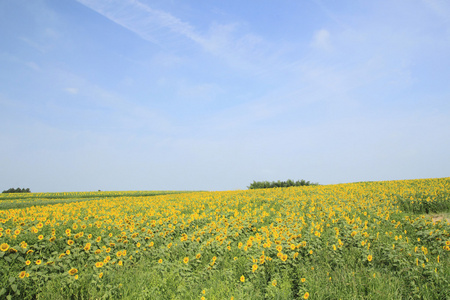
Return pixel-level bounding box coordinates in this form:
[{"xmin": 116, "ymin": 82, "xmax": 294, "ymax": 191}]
[{"xmin": 1, "ymin": 0, "xmax": 449, "ymax": 192}]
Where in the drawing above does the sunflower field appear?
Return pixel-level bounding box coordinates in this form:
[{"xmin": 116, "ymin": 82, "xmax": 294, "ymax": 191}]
[{"xmin": 1, "ymin": 178, "xmax": 449, "ymax": 299}]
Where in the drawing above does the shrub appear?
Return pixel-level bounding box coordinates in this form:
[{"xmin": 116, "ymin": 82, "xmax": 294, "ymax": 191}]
[
  {"xmin": 248, "ymin": 179, "xmax": 318, "ymax": 189},
  {"xmin": 2, "ymin": 187, "xmax": 31, "ymax": 193}
]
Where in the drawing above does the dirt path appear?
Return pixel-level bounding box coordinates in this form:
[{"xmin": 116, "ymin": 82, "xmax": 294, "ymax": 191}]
[{"xmin": 431, "ymin": 214, "xmax": 450, "ymax": 224}]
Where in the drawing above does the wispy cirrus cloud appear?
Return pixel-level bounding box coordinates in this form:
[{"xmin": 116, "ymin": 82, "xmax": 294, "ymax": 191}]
[{"xmin": 75, "ymin": 0, "xmax": 276, "ymax": 75}]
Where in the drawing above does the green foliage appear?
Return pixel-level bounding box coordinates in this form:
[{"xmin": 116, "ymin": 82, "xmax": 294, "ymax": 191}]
[
  {"xmin": 248, "ymin": 179, "xmax": 318, "ymax": 189},
  {"xmin": 2, "ymin": 188, "xmax": 31, "ymax": 194}
]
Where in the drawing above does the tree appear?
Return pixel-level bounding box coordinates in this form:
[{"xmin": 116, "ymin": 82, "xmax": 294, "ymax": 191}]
[{"xmin": 2, "ymin": 187, "xmax": 31, "ymax": 193}]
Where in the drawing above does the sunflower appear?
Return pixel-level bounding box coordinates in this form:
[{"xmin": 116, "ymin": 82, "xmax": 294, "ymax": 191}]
[
  {"xmin": 252, "ymin": 264, "xmax": 258, "ymax": 272},
  {"xmin": 303, "ymin": 292, "xmax": 310, "ymax": 299},
  {"xmin": 68, "ymin": 268, "xmax": 78, "ymax": 276},
  {"xmin": 240, "ymin": 275, "xmax": 245, "ymax": 282},
  {"xmin": 95, "ymin": 262, "xmax": 104, "ymax": 268},
  {"xmin": 19, "ymin": 271, "xmax": 27, "ymax": 279},
  {"xmin": 183, "ymin": 257, "xmax": 189, "ymax": 264},
  {"xmin": 272, "ymin": 280, "xmax": 277, "ymax": 287},
  {"xmin": 35, "ymin": 260, "xmax": 42, "ymax": 265},
  {"xmin": 367, "ymin": 255, "xmax": 373, "ymax": 262},
  {"xmin": 0, "ymin": 243, "xmax": 9, "ymax": 252},
  {"xmin": 84, "ymin": 243, "xmax": 91, "ymax": 251}
]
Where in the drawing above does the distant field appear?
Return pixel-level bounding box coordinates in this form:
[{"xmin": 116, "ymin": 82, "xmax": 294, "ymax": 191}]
[
  {"xmin": 0, "ymin": 190, "xmax": 191, "ymax": 210},
  {"xmin": 0, "ymin": 178, "xmax": 449, "ymax": 299}
]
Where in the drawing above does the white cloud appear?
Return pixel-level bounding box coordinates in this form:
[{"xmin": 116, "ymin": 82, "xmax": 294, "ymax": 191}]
[
  {"xmin": 64, "ymin": 87, "xmax": 79, "ymax": 95},
  {"xmin": 421, "ymin": 0, "xmax": 450, "ymax": 24},
  {"xmin": 75, "ymin": 0, "xmax": 275, "ymax": 76},
  {"xmin": 310, "ymin": 29, "xmax": 332, "ymax": 51},
  {"xmin": 176, "ymin": 82, "xmax": 223, "ymax": 103}
]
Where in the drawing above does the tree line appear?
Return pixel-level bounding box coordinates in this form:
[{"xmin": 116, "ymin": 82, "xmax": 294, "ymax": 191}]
[
  {"xmin": 248, "ymin": 179, "xmax": 318, "ymax": 189},
  {"xmin": 2, "ymin": 187, "xmax": 31, "ymax": 193}
]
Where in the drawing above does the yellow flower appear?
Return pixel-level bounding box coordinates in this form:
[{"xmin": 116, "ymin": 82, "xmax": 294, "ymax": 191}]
[
  {"xmin": 84, "ymin": 243, "xmax": 91, "ymax": 251},
  {"xmin": 118, "ymin": 261, "xmax": 123, "ymax": 266},
  {"xmin": 95, "ymin": 262, "xmax": 104, "ymax": 268},
  {"xmin": 252, "ymin": 264, "xmax": 258, "ymax": 272},
  {"xmin": 183, "ymin": 257, "xmax": 189, "ymax": 264},
  {"xmin": 303, "ymin": 292, "xmax": 310, "ymax": 299},
  {"xmin": 99, "ymin": 272, "xmax": 103, "ymax": 278},
  {"xmin": 0, "ymin": 243, "xmax": 9, "ymax": 252},
  {"xmin": 19, "ymin": 271, "xmax": 27, "ymax": 279},
  {"xmin": 35, "ymin": 260, "xmax": 42, "ymax": 265},
  {"xmin": 196, "ymin": 253, "xmax": 201, "ymax": 259},
  {"xmin": 301, "ymin": 278, "xmax": 306, "ymax": 283},
  {"xmin": 158, "ymin": 259, "xmax": 163, "ymax": 264},
  {"xmin": 367, "ymin": 255, "xmax": 373, "ymax": 262},
  {"xmin": 25, "ymin": 260, "xmax": 31, "ymax": 265},
  {"xmin": 240, "ymin": 275, "xmax": 245, "ymax": 282},
  {"xmin": 67, "ymin": 240, "xmax": 74, "ymax": 246},
  {"xmin": 66, "ymin": 250, "xmax": 70, "ymax": 255},
  {"xmin": 272, "ymin": 280, "xmax": 277, "ymax": 286},
  {"xmin": 68, "ymin": 268, "xmax": 78, "ymax": 276}
]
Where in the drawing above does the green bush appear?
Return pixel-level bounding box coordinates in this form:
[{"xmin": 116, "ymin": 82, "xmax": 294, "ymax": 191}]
[
  {"xmin": 248, "ymin": 179, "xmax": 318, "ymax": 189},
  {"xmin": 2, "ymin": 187, "xmax": 31, "ymax": 193}
]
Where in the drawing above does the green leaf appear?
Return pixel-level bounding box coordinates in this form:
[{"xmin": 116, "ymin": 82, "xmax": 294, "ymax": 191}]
[
  {"xmin": 10, "ymin": 284, "xmax": 17, "ymax": 293},
  {"xmin": 8, "ymin": 277, "xmax": 15, "ymax": 284},
  {"xmin": 0, "ymin": 288, "xmax": 6, "ymax": 296}
]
